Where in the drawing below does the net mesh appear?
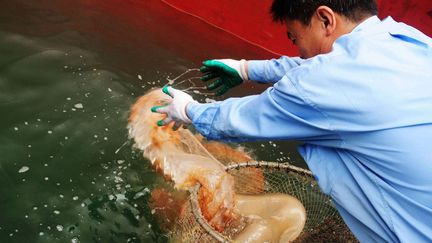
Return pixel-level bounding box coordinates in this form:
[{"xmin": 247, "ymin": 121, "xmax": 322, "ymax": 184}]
[{"xmin": 170, "ymin": 162, "xmax": 358, "ymax": 243}]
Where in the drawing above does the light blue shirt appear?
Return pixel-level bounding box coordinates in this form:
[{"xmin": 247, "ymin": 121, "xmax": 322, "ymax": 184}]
[{"xmin": 187, "ymin": 16, "xmax": 432, "ymax": 242}]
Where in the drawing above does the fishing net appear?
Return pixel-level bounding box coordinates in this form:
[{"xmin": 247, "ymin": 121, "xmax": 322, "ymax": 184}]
[
  {"xmin": 128, "ymin": 87, "xmax": 357, "ymax": 242},
  {"xmin": 169, "ymin": 161, "xmax": 357, "ymax": 243}
]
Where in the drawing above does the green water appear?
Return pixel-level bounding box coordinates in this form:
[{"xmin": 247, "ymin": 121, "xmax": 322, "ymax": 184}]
[
  {"xmin": 0, "ymin": 30, "xmax": 171, "ymax": 242},
  {"xmin": 0, "ymin": 1, "xmax": 306, "ymax": 242}
]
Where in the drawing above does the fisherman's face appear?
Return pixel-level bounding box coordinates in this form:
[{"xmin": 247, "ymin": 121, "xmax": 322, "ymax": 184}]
[{"xmin": 285, "ymin": 19, "xmax": 332, "ymax": 59}]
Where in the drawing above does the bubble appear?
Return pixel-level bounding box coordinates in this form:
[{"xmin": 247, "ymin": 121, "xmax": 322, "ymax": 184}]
[
  {"xmin": 18, "ymin": 166, "xmax": 30, "ymax": 173},
  {"xmin": 72, "ymin": 196, "xmax": 79, "ymax": 201},
  {"xmin": 53, "ymin": 210, "xmax": 60, "ymax": 215},
  {"xmin": 14, "ymin": 127, "xmax": 19, "ymax": 131},
  {"xmin": 205, "ymin": 98, "xmax": 216, "ymax": 103},
  {"xmin": 137, "ymin": 74, "xmax": 142, "ymax": 80},
  {"xmin": 74, "ymin": 103, "xmax": 83, "ymax": 109},
  {"xmin": 56, "ymin": 225, "xmax": 64, "ymax": 232}
]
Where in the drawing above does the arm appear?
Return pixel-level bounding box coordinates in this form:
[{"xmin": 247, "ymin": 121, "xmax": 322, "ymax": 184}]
[
  {"xmin": 248, "ymin": 56, "xmax": 306, "ymax": 84},
  {"xmin": 187, "ymin": 75, "xmax": 339, "ymax": 143},
  {"xmin": 200, "ymin": 56, "xmax": 305, "ymax": 95}
]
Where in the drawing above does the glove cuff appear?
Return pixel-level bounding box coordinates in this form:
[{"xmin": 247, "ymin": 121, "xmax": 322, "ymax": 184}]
[
  {"xmin": 182, "ymin": 100, "xmax": 198, "ymax": 123},
  {"xmin": 239, "ymin": 59, "xmax": 249, "ymax": 81}
]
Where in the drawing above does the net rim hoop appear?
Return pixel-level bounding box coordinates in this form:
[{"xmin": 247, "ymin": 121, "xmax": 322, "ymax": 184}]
[{"xmin": 189, "ymin": 162, "xmax": 313, "ymax": 243}]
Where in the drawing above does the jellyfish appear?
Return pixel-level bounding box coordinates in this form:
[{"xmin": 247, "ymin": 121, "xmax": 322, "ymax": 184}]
[{"xmin": 128, "ymin": 88, "xmax": 306, "ymax": 242}]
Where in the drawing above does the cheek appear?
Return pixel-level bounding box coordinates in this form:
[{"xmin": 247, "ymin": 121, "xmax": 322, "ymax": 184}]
[
  {"xmin": 302, "ymin": 37, "xmax": 322, "ymax": 58},
  {"xmin": 296, "ymin": 40, "xmax": 314, "ymax": 59}
]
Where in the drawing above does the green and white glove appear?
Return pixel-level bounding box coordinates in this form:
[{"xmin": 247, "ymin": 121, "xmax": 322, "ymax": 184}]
[
  {"xmin": 151, "ymin": 86, "xmax": 197, "ymax": 130},
  {"xmin": 200, "ymin": 59, "xmax": 248, "ymax": 96}
]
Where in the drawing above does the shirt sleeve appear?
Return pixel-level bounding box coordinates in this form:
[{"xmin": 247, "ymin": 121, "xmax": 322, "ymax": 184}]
[
  {"xmin": 187, "ymin": 75, "xmax": 341, "ymax": 144},
  {"xmin": 248, "ymin": 56, "xmax": 306, "ymax": 84}
]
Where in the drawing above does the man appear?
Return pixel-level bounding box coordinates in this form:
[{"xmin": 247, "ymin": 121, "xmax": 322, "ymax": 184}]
[{"xmin": 152, "ymin": 0, "xmax": 432, "ymax": 242}]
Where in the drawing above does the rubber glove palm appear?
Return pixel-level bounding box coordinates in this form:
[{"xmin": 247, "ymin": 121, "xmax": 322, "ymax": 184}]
[
  {"xmin": 151, "ymin": 86, "xmax": 197, "ymax": 129},
  {"xmin": 200, "ymin": 59, "xmax": 248, "ymax": 96}
]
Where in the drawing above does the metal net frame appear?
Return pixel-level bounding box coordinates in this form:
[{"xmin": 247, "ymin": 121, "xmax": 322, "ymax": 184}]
[{"xmin": 169, "ymin": 161, "xmax": 358, "ymax": 243}]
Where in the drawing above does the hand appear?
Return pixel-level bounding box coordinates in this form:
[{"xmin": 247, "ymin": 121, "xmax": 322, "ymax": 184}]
[
  {"xmin": 200, "ymin": 59, "xmax": 248, "ymax": 96},
  {"xmin": 151, "ymin": 86, "xmax": 197, "ymax": 129}
]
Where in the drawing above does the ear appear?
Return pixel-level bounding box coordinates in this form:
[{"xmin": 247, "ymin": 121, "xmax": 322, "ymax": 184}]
[{"xmin": 315, "ymin": 6, "xmax": 336, "ymax": 35}]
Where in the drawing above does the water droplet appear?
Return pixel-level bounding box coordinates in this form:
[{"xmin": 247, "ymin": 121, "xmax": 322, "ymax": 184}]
[
  {"xmin": 53, "ymin": 210, "xmax": 60, "ymax": 215},
  {"xmin": 48, "ymin": 130, "xmax": 53, "ymax": 134},
  {"xmin": 74, "ymin": 103, "xmax": 83, "ymax": 109},
  {"xmin": 18, "ymin": 166, "xmax": 30, "ymax": 173},
  {"xmin": 39, "ymin": 232, "xmax": 44, "ymax": 236},
  {"xmin": 14, "ymin": 127, "xmax": 19, "ymax": 131},
  {"xmin": 137, "ymin": 74, "xmax": 142, "ymax": 80},
  {"xmin": 205, "ymin": 98, "xmax": 216, "ymax": 103},
  {"xmin": 56, "ymin": 225, "xmax": 64, "ymax": 231},
  {"xmin": 72, "ymin": 196, "xmax": 79, "ymax": 201}
]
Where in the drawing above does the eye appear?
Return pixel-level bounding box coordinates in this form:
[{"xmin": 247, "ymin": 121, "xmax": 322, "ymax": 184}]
[{"xmin": 286, "ymin": 31, "xmax": 297, "ymax": 45}]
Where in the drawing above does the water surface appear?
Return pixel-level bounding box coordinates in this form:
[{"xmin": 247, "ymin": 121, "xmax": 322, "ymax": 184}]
[{"xmin": 0, "ymin": 1, "xmax": 305, "ymax": 242}]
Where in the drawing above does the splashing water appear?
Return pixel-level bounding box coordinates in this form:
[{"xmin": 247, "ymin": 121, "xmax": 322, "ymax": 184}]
[{"xmin": 166, "ymin": 68, "xmax": 215, "ymax": 98}]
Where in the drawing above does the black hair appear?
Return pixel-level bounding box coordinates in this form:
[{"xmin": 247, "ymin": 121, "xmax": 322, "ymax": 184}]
[{"xmin": 271, "ymin": 0, "xmax": 378, "ymax": 24}]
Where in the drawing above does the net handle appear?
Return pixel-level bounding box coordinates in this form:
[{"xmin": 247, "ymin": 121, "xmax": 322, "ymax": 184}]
[{"xmin": 189, "ymin": 161, "xmax": 313, "ymax": 243}]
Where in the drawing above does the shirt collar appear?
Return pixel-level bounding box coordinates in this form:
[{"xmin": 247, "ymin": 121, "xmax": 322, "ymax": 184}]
[{"xmin": 351, "ymin": 15, "xmax": 381, "ymax": 33}]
